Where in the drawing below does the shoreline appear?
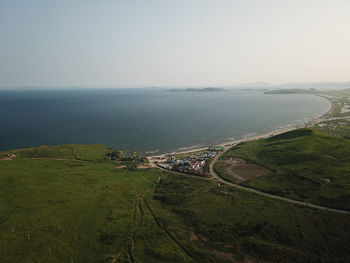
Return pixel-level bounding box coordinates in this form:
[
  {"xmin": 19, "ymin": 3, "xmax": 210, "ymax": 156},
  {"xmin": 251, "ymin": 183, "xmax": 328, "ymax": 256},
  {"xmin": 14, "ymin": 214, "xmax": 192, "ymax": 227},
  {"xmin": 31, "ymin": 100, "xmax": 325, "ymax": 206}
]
[
  {"xmin": 148, "ymin": 127, "xmax": 296, "ymax": 159},
  {"xmin": 149, "ymin": 94, "xmax": 333, "ymax": 159},
  {"xmin": 1, "ymin": 93, "xmax": 333, "ymax": 156}
]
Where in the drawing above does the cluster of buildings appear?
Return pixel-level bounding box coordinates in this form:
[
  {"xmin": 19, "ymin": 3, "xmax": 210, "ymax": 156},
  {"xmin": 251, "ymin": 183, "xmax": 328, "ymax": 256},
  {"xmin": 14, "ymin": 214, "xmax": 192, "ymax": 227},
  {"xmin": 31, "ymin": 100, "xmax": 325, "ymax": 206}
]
[
  {"xmin": 156, "ymin": 148, "xmax": 222, "ymax": 176},
  {"xmin": 318, "ymin": 123, "xmax": 331, "ymax": 128},
  {"xmin": 7, "ymin": 153, "xmax": 16, "ymax": 158},
  {"xmin": 0, "ymin": 153, "xmax": 16, "ymax": 161}
]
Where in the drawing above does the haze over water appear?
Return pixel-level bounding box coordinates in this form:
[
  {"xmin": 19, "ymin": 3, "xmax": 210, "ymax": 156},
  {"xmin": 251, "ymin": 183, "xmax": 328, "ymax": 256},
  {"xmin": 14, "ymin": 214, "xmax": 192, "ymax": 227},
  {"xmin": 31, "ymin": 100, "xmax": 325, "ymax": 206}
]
[{"xmin": 0, "ymin": 89, "xmax": 330, "ymax": 154}]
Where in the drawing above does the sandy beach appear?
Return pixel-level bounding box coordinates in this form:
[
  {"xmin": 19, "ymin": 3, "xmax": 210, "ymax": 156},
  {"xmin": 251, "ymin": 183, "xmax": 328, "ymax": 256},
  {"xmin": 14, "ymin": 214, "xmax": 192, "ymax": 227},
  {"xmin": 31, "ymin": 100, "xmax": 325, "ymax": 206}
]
[
  {"xmin": 149, "ymin": 94, "xmax": 334, "ymax": 160},
  {"xmin": 148, "ymin": 126, "xmax": 295, "ymax": 160}
]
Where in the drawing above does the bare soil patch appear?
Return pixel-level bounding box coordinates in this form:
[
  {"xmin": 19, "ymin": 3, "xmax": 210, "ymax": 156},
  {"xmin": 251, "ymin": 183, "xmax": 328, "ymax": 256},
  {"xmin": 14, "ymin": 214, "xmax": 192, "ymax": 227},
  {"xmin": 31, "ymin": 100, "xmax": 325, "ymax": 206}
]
[
  {"xmin": 222, "ymin": 158, "xmax": 271, "ymax": 182},
  {"xmin": 137, "ymin": 164, "xmax": 150, "ymax": 169},
  {"xmin": 0, "ymin": 157, "xmax": 12, "ymax": 161},
  {"xmin": 189, "ymin": 232, "xmax": 198, "ymax": 241},
  {"xmin": 115, "ymin": 165, "xmax": 127, "ymax": 169}
]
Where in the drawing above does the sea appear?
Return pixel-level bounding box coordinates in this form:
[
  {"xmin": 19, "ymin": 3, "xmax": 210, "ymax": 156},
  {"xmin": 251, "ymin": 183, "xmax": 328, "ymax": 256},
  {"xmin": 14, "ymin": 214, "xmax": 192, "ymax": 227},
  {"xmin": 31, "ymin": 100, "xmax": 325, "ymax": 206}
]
[{"xmin": 0, "ymin": 88, "xmax": 330, "ymax": 154}]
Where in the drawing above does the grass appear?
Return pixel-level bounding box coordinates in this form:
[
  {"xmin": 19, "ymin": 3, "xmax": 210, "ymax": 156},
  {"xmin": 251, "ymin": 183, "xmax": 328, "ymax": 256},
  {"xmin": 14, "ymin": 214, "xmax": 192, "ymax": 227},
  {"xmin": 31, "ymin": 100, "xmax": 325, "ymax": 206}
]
[
  {"xmin": 215, "ymin": 128, "xmax": 350, "ymax": 210},
  {"xmin": 1, "ymin": 144, "xmax": 350, "ymax": 262},
  {"xmin": 65, "ymin": 144, "xmax": 113, "ymax": 161},
  {"xmin": 0, "ymin": 158, "xmax": 162, "ymax": 262},
  {"xmin": 151, "ymin": 173, "xmax": 350, "ymax": 262},
  {"xmin": 1, "ymin": 144, "xmax": 113, "ymax": 161},
  {"xmin": 12, "ymin": 145, "xmax": 75, "ymax": 159}
]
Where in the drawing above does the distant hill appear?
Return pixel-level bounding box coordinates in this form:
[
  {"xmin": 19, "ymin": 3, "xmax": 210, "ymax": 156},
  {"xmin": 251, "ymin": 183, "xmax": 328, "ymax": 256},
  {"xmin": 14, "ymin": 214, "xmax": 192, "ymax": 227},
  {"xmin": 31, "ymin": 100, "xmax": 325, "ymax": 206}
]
[
  {"xmin": 168, "ymin": 87, "xmax": 226, "ymax": 92},
  {"xmin": 264, "ymin": 88, "xmax": 318, "ymax": 94},
  {"xmin": 264, "ymin": 87, "xmax": 350, "ymax": 95}
]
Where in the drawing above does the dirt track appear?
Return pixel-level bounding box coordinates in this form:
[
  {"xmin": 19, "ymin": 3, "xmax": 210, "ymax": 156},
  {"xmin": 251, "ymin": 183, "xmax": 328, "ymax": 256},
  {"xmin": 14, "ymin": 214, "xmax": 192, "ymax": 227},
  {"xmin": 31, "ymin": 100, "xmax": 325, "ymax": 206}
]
[{"xmin": 209, "ymin": 145, "xmax": 350, "ymax": 215}]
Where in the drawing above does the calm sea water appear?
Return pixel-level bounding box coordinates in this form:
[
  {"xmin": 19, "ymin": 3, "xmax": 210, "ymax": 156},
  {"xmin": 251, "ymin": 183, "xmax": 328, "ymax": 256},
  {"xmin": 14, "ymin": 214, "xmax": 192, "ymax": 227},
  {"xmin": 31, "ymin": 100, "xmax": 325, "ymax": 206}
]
[{"xmin": 0, "ymin": 88, "xmax": 330, "ymax": 154}]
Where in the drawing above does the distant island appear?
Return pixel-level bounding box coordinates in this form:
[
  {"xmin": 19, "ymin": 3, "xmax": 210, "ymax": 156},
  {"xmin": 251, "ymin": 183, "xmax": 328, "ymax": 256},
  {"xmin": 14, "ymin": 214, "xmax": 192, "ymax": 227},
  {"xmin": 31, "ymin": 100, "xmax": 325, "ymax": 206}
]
[
  {"xmin": 264, "ymin": 88, "xmax": 318, "ymax": 94},
  {"xmin": 168, "ymin": 87, "xmax": 226, "ymax": 92},
  {"xmin": 264, "ymin": 87, "xmax": 350, "ymax": 96}
]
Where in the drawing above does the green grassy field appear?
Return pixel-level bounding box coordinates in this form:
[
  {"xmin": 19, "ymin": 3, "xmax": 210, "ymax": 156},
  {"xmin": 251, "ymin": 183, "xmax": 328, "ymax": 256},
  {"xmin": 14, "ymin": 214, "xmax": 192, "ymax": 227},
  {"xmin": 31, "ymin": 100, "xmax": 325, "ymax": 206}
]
[
  {"xmin": 152, "ymin": 173, "xmax": 350, "ymax": 262},
  {"xmin": 1, "ymin": 144, "xmax": 350, "ymax": 262},
  {"xmin": 0, "ymin": 144, "xmax": 113, "ymax": 161},
  {"xmin": 215, "ymin": 128, "xmax": 350, "ymax": 210}
]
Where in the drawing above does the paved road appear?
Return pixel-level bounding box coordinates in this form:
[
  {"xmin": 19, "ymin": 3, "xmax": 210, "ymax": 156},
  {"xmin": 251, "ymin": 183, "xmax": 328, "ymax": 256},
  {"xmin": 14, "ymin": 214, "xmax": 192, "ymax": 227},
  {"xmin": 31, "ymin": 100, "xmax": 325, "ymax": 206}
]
[{"xmin": 209, "ymin": 146, "xmax": 350, "ymax": 215}]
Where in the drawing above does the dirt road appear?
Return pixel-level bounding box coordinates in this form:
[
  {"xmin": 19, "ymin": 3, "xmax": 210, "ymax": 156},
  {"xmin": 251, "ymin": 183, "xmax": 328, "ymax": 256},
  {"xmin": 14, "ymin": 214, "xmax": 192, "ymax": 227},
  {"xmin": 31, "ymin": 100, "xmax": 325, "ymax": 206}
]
[{"xmin": 209, "ymin": 145, "xmax": 350, "ymax": 215}]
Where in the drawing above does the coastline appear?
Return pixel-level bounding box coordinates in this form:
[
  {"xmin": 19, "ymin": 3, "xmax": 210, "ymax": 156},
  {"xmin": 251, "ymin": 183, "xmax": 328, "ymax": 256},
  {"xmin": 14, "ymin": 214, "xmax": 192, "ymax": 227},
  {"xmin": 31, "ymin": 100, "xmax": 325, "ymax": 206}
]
[
  {"xmin": 149, "ymin": 94, "xmax": 333, "ymax": 159},
  {"xmin": 148, "ymin": 127, "xmax": 296, "ymax": 159}
]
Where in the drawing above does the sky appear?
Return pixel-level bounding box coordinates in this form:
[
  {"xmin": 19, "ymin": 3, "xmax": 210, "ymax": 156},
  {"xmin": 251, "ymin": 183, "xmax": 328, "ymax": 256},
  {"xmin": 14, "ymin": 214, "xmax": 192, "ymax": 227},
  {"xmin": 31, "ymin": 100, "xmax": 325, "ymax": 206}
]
[{"xmin": 0, "ymin": 0, "xmax": 349, "ymax": 87}]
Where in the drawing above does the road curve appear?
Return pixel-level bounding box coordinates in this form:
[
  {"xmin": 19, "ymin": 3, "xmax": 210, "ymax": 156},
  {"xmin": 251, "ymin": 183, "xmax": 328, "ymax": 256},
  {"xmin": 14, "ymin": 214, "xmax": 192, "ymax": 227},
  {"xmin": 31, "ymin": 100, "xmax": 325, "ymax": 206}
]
[{"xmin": 209, "ymin": 145, "xmax": 350, "ymax": 215}]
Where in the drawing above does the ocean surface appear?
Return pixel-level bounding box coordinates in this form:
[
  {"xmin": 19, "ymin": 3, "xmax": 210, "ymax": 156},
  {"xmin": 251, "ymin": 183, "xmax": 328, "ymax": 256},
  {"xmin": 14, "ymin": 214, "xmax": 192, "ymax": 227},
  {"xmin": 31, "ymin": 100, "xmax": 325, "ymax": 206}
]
[{"xmin": 0, "ymin": 88, "xmax": 330, "ymax": 154}]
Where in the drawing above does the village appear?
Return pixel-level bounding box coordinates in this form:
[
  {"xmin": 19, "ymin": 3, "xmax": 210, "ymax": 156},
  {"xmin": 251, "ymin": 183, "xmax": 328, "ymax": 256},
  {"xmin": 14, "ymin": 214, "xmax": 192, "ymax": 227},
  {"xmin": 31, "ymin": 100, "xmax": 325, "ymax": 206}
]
[
  {"xmin": 153, "ymin": 146, "xmax": 224, "ymax": 176},
  {"xmin": 0, "ymin": 152, "xmax": 16, "ymax": 161}
]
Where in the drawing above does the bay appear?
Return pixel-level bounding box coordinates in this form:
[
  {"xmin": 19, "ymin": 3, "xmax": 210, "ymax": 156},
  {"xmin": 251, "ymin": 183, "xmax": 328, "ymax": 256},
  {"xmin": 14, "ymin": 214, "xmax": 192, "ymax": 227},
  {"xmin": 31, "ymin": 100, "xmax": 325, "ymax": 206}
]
[{"xmin": 0, "ymin": 88, "xmax": 330, "ymax": 154}]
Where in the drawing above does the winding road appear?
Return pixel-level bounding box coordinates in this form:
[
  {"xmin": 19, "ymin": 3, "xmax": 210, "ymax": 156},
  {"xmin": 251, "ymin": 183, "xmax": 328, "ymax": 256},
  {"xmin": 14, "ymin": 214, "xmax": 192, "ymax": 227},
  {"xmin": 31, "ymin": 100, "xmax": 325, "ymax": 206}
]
[{"xmin": 208, "ymin": 145, "xmax": 350, "ymax": 215}]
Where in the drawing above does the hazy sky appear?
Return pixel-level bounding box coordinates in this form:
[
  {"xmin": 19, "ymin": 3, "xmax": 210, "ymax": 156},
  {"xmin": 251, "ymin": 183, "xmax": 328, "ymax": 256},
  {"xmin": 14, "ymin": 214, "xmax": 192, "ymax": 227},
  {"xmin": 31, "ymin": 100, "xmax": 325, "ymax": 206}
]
[{"xmin": 0, "ymin": 0, "xmax": 349, "ymax": 86}]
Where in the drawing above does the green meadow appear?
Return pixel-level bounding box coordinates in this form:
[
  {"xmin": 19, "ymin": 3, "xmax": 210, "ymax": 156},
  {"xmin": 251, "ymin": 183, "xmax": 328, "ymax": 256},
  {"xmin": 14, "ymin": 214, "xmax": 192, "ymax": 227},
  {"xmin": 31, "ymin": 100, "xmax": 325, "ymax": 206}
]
[
  {"xmin": 1, "ymin": 143, "xmax": 350, "ymax": 262},
  {"xmin": 215, "ymin": 128, "xmax": 350, "ymax": 210}
]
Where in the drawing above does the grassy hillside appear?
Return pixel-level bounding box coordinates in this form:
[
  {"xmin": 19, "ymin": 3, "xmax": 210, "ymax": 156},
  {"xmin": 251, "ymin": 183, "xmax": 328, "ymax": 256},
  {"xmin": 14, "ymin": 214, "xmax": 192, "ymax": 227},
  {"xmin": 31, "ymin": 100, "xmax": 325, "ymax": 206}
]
[
  {"xmin": 2, "ymin": 144, "xmax": 113, "ymax": 161},
  {"xmin": 215, "ymin": 128, "xmax": 350, "ymax": 210},
  {"xmin": 264, "ymin": 89, "xmax": 317, "ymax": 94},
  {"xmin": 1, "ymin": 144, "xmax": 350, "ymax": 262},
  {"xmin": 0, "ymin": 151, "xmax": 196, "ymax": 263},
  {"xmin": 152, "ymin": 173, "xmax": 350, "ymax": 262}
]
